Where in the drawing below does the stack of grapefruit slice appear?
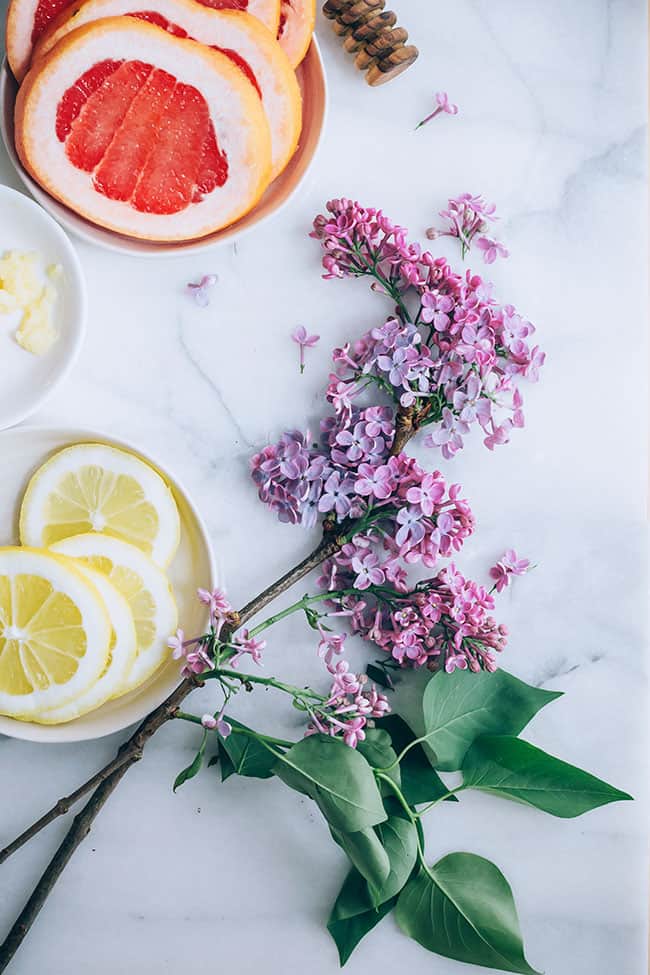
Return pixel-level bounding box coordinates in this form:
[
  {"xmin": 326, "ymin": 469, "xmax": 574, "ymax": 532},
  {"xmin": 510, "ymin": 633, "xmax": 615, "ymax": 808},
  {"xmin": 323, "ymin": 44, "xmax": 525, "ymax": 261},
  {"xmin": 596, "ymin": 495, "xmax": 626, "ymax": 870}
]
[{"xmin": 6, "ymin": 0, "xmax": 316, "ymax": 242}]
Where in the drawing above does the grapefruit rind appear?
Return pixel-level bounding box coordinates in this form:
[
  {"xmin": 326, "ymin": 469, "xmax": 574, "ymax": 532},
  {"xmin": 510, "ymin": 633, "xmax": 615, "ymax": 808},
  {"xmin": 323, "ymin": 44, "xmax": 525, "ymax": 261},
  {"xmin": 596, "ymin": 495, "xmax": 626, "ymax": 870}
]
[
  {"xmin": 6, "ymin": 0, "xmax": 281, "ymax": 82},
  {"xmin": 15, "ymin": 17, "xmax": 273, "ymax": 241},
  {"xmin": 277, "ymin": 0, "xmax": 315, "ymax": 68},
  {"xmin": 6, "ymin": 0, "xmax": 43, "ymax": 81}
]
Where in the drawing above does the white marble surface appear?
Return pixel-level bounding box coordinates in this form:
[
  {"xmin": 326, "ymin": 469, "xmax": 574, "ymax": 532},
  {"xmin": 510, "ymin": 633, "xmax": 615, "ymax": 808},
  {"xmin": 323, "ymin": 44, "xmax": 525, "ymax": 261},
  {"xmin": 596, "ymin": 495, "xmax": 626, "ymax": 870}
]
[{"xmin": 0, "ymin": 2, "xmax": 648, "ymax": 973}]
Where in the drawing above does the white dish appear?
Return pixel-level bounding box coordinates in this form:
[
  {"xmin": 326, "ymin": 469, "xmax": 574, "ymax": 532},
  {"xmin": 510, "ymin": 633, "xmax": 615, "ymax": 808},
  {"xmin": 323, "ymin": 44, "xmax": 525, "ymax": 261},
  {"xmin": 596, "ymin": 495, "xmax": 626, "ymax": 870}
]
[
  {"xmin": 0, "ymin": 184, "xmax": 86, "ymax": 429},
  {"xmin": 0, "ymin": 426, "xmax": 217, "ymax": 742},
  {"xmin": 0, "ymin": 40, "xmax": 327, "ymax": 257}
]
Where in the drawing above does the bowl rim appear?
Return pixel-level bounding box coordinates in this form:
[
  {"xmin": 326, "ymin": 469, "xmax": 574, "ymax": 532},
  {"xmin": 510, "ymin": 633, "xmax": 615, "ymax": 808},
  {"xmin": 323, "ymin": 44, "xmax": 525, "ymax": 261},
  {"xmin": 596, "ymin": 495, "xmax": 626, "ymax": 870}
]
[
  {"xmin": 0, "ymin": 183, "xmax": 87, "ymax": 430},
  {"xmin": 0, "ymin": 423, "xmax": 218, "ymax": 743},
  {"xmin": 0, "ymin": 37, "xmax": 328, "ymax": 258}
]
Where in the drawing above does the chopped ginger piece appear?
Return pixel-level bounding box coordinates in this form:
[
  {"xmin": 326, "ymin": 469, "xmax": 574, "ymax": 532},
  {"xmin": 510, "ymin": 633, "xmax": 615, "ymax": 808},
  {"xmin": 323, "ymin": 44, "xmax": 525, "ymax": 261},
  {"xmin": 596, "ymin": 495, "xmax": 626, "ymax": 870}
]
[{"xmin": 0, "ymin": 250, "xmax": 61, "ymax": 356}]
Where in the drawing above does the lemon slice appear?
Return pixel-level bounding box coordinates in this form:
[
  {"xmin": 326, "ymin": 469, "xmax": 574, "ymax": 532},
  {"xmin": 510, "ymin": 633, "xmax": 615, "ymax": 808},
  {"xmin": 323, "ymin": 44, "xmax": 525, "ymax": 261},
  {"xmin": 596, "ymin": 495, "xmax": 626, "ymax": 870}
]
[
  {"xmin": 50, "ymin": 533, "xmax": 177, "ymax": 695},
  {"xmin": 20, "ymin": 442, "xmax": 181, "ymax": 567},
  {"xmin": 0, "ymin": 547, "xmax": 111, "ymax": 720},
  {"xmin": 37, "ymin": 566, "xmax": 137, "ymax": 724}
]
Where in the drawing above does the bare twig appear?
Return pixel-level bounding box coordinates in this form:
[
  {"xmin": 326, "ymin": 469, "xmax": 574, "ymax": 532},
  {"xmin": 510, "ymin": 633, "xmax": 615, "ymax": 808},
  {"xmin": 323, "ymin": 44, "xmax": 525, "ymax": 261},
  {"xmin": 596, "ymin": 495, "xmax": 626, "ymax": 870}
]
[
  {"xmin": 0, "ymin": 748, "xmax": 134, "ymax": 865},
  {"xmin": 0, "ymin": 530, "xmax": 346, "ymax": 971},
  {"xmin": 0, "ymin": 534, "xmax": 342, "ymax": 872},
  {"xmin": 0, "ymin": 425, "xmax": 419, "ymax": 971}
]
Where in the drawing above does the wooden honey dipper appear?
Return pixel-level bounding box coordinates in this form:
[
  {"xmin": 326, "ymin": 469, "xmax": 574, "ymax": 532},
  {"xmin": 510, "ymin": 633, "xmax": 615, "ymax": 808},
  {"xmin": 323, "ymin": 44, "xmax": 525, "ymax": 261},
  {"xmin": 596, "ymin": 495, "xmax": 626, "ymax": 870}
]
[{"xmin": 322, "ymin": 0, "xmax": 418, "ymax": 86}]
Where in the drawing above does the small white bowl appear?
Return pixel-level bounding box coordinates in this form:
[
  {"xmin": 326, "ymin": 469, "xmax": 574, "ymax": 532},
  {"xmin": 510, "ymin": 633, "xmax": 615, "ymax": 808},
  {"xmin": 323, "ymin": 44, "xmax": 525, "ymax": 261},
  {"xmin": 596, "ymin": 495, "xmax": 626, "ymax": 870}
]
[
  {"xmin": 0, "ymin": 40, "xmax": 327, "ymax": 257},
  {"xmin": 0, "ymin": 184, "xmax": 86, "ymax": 430},
  {"xmin": 0, "ymin": 426, "xmax": 217, "ymax": 743}
]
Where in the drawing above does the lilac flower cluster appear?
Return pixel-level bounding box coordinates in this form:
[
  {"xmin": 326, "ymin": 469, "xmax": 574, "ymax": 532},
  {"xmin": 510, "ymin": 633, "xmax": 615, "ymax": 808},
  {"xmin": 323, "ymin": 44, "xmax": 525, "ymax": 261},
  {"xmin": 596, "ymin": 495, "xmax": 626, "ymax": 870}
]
[
  {"xmin": 306, "ymin": 629, "xmax": 390, "ymax": 747},
  {"xmin": 252, "ymin": 428, "xmax": 475, "ymax": 572},
  {"xmin": 426, "ymin": 193, "xmax": 508, "ymax": 264},
  {"xmin": 311, "ymin": 199, "xmax": 542, "ymax": 457},
  {"xmin": 169, "ymin": 588, "xmax": 267, "ymax": 677},
  {"xmin": 321, "ymin": 564, "xmax": 508, "ymax": 674}
]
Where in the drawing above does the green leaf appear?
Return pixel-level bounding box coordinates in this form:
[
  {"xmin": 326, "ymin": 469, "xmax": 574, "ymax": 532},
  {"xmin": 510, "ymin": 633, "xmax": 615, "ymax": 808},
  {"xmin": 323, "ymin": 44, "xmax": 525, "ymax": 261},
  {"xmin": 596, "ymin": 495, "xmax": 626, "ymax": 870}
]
[
  {"xmin": 356, "ymin": 727, "xmax": 401, "ymax": 793},
  {"xmin": 370, "ymin": 814, "xmax": 418, "ymax": 906},
  {"xmin": 173, "ymin": 730, "xmax": 207, "ymax": 792},
  {"xmin": 396, "ymin": 853, "xmax": 540, "ymax": 974},
  {"xmin": 274, "ymin": 734, "xmax": 387, "ymax": 832},
  {"xmin": 366, "ymin": 663, "xmax": 397, "ymax": 689},
  {"xmin": 326, "ymin": 805, "xmax": 419, "ymax": 965},
  {"xmin": 331, "ymin": 827, "xmax": 391, "ymax": 890},
  {"xmin": 218, "ymin": 718, "xmax": 276, "ymax": 779},
  {"xmin": 377, "ymin": 714, "xmax": 452, "ymax": 806},
  {"xmin": 328, "ymin": 875, "xmax": 396, "ymax": 966},
  {"xmin": 215, "ymin": 742, "xmax": 237, "ymax": 781},
  {"xmin": 422, "ymin": 669, "xmax": 562, "ymax": 771},
  {"xmin": 462, "ymin": 735, "xmax": 633, "ymax": 817}
]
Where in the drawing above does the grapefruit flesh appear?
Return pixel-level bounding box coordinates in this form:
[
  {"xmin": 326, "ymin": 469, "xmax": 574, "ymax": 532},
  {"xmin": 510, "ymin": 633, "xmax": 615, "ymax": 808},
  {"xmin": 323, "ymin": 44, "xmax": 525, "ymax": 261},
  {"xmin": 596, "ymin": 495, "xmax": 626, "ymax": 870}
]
[
  {"xmin": 32, "ymin": 0, "xmax": 73, "ymax": 43},
  {"xmin": 57, "ymin": 59, "xmax": 227, "ymax": 213},
  {"xmin": 34, "ymin": 2, "xmax": 302, "ymax": 179},
  {"xmin": 15, "ymin": 18, "xmax": 272, "ymax": 239}
]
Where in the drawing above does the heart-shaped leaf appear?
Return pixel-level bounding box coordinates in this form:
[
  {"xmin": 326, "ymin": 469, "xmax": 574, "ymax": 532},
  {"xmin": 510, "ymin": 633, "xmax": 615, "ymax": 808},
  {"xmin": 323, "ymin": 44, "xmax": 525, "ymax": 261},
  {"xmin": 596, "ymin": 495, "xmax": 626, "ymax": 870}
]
[
  {"xmin": 274, "ymin": 734, "xmax": 386, "ymax": 832},
  {"xmin": 331, "ymin": 826, "xmax": 391, "ymax": 890},
  {"xmin": 377, "ymin": 714, "xmax": 452, "ymax": 806},
  {"xmin": 396, "ymin": 853, "xmax": 540, "ymax": 974},
  {"xmin": 172, "ymin": 730, "xmax": 207, "ymax": 792},
  {"xmin": 462, "ymin": 735, "xmax": 633, "ymax": 817},
  {"xmin": 218, "ymin": 719, "xmax": 276, "ymax": 779},
  {"xmin": 328, "ymin": 872, "xmax": 397, "ymax": 967},
  {"xmin": 422, "ymin": 669, "xmax": 562, "ymax": 771}
]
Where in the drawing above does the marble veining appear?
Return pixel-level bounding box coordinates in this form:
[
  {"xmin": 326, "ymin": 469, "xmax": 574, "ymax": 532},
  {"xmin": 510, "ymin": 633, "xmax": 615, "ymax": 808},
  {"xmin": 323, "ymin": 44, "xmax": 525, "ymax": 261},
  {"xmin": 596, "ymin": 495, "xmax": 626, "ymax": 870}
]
[{"xmin": 0, "ymin": 2, "xmax": 647, "ymax": 973}]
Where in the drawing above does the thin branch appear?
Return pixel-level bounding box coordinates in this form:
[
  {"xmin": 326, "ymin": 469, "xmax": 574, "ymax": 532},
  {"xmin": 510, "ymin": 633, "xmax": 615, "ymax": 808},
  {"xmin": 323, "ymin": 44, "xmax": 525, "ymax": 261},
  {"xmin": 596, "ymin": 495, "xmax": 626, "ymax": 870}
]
[
  {"xmin": 0, "ymin": 530, "xmax": 346, "ymax": 971},
  {"xmin": 0, "ymin": 532, "xmax": 343, "ymax": 872},
  {"xmin": 0, "ymin": 748, "xmax": 135, "ymax": 865},
  {"xmin": 0, "ymin": 428, "xmax": 419, "ymax": 970},
  {"xmin": 236, "ymin": 530, "xmax": 343, "ymax": 623}
]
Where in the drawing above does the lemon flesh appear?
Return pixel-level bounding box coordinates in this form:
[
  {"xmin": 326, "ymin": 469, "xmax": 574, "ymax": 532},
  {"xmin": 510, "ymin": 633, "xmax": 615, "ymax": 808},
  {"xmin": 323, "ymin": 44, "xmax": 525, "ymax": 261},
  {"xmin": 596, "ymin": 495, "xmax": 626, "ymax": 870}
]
[
  {"xmin": 0, "ymin": 547, "xmax": 111, "ymax": 720},
  {"xmin": 37, "ymin": 566, "xmax": 137, "ymax": 724},
  {"xmin": 20, "ymin": 442, "xmax": 180, "ymax": 567},
  {"xmin": 50, "ymin": 533, "xmax": 177, "ymax": 695}
]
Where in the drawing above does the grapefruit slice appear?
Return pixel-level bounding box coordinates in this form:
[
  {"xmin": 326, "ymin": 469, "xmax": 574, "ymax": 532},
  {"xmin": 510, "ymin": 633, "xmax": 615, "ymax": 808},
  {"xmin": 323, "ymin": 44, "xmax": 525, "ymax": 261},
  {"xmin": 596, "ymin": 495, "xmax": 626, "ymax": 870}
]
[
  {"xmin": 15, "ymin": 18, "xmax": 272, "ymax": 241},
  {"xmin": 34, "ymin": 2, "xmax": 302, "ymax": 180},
  {"xmin": 187, "ymin": 0, "xmax": 279, "ymax": 34},
  {"xmin": 6, "ymin": 0, "xmax": 280, "ymax": 81},
  {"xmin": 277, "ymin": 0, "xmax": 315, "ymax": 68}
]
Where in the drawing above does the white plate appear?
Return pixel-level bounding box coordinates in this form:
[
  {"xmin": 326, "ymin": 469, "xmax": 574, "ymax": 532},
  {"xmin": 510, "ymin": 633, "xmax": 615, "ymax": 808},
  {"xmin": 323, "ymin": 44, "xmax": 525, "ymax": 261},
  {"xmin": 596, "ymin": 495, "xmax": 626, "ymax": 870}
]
[
  {"xmin": 0, "ymin": 40, "xmax": 327, "ymax": 257},
  {"xmin": 0, "ymin": 426, "xmax": 217, "ymax": 742},
  {"xmin": 0, "ymin": 184, "xmax": 86, "ymax": 429}
]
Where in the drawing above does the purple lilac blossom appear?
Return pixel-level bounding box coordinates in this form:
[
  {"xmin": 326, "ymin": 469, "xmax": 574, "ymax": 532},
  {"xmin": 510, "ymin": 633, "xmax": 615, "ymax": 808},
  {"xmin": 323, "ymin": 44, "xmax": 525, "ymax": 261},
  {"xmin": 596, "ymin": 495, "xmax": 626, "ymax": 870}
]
[
  {"xmin": 318, "ymin": 563, "xmax": 507, "ymax": 674},
  {"xmin": 309, "ymin": 200, "xmax": 542, "ymax": 456},
  {"xmin": 489, "ymin": 549, "xmax": 531, "ymax": 592}
]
